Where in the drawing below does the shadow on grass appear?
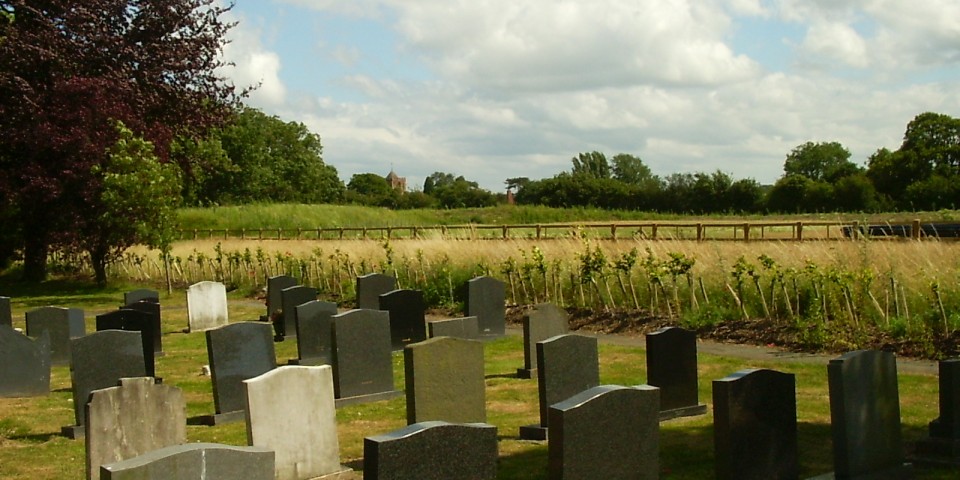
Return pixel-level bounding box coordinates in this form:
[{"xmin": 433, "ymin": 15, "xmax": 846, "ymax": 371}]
[
  {"xmin": 485, "ymin": 372, "xmax": 518, "ymax": 380},
  {"xmin": 9, "ymin": 431, "xmax": 61, "ymax": 444}
]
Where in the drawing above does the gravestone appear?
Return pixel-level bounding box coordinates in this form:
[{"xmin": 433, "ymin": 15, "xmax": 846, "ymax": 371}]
[
  {"xmin": 364, "ymin": 421, "xmax": 498, "ymax": 480},
  {"xmin": 244, "ymin": 365, "xmax": 350, "ymax": 480},
  {"xmin": 825, "ymin": 350, "xmax": 911, "ymax": 479},
  {"xmin": 404, "ymin": 336, "xmax": 486, "ymax": 424},
  {"xmin": 185, "ymin": 281, "xmax": 228, "ymax": 332},
  {"xmin": 203, "ymin": 322, "xmax": 276, "ymax": 425},
  {"xmin": 26, "ymin": 306, "xmax": 86, "ymax": 366},
  {"xmin": 100, "ymin": 443, "xmax": 275, "ymax": 480},
  {"xmin": 0, "ymin": 296, "xmax": 11, "ymax": 328},
  {"xmin": 465, "ymin": 276, "xmax": 506, "ymax": 337},
  {"xmin": 95, "ymin": 309, "xmax": 157, "ymax": 378},
  {"xmin": 914, "ymin": 358, "xmax": 960, "ymax": 465},
  {"xmin": 85, "ymin": 377, "xmax": 186, "ymax": 480},
  {"xmin": 356, "ymin": 273, "xmax": 396, "ymax": 310},
  {"xmin": 291, "ymin": 300, "xmax": 338, "ymax": 365},
  {"xmin": 0, "ymin": 326, "xmax": 50, "ymax": 397},
  {"xmin": 64, "ymin": 330, "xmax": 146, "ymax": 439},
  {"xmin": 645, "ymin": 326, "xmax": 707, "ymax": 420},
  {"xmin": 330, "ymin": 309, "xmax": 402, "ymax": 407},
  {"xmin": 379, "ymin": 289, "xmax": 427, "ymax": 349},
  {"xmin": 517, "ymin": 303, "xmax": 569, "ymax": 379},
  {"xmin": 427, "ymin": 316, "xmax": 480, "ymax": 340},
  {"xmin": 520, "ymin": 334, "xmax": 599, "ymax": 440},
  {"xmin": 124, "ymin": 289, "xmax": 159, "ymax": 305},
  {"xmin": 265, "ymin": 275, "xmax": 298, "ymax": 321},
  {"xmin": 278, "ymin": 285, "xmax": 316, "ymax": 339},
  {"xmin": 548, "ymin": 385, "xmax": 660, "ymax": 480},
  {"xmin": 123, "ymin": 300, "xmax": 163, "ymax": 356},
  {"xmin": 713, "ymin": 369, "xmax": 798, "ymax": 480}
]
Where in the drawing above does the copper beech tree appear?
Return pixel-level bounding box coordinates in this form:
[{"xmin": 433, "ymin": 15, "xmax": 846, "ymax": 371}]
[{"xmin": 0, "ymin": 0, "xmax": 242, "ymax": 282}]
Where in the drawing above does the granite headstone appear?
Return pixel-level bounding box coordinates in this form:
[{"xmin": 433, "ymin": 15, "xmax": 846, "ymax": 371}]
[
  {"xmin": 122, "ymin": 300, "xmax": 163, "ymax": 356},
  {"xmin": 404, "ymin": 336, "xmax": 486, "ymax": 424},
  {"xmin": 465, "ymin": 276, "xmax": 506, "ymax": 337},
  {"xmin": 0, "ymin": 326, "xmax": 50, "ymax": 397},
  {"xmin": 292, "ymin": 300, "xmax": 338, "ymax": 365},
  {"xmin": 518, "ymin": 303, "xmax": 569, "ymax": 379},
  {"xmin": 100, "ymin": 443, "xmax": 275, "ymax": 480},
  {"xmin": 520, "ymin": 333, "xmax": 599, "ymax": 440},
  {"xmin": 364, "ymin": 421, "xmax": 498, "ymax": 480},
  {"xmin": 379, "ymin": 289, "xmax": 427, "ymax": 349},
  {"xmin": 278, "ymin": 285, "xmax": 316, "ymax": 339},
  {"xmin": 646, "ymin": 326, "xmax": 707, "ymax": 420},
  {"xmin": 913, "ymin": 359, "xmax": 960, "ymax": 465},
  {"xmin": 185, "ymin": 281, "xmax": 228, "ymax": 332},
  {"xmin": 330, "ymin": 309, "xmax": 402, "ymax": 407},
  {"xmin": 0, "ymin": 296, "xmax": 11, "ymax": 328},
  {"xmin": 356, "ymin": 273, "xmax": 396, "ymax": 310},
  {"xmin": 95, "ymin": 309, "xmax": 157, "ymax": 378},
  {"xmin": 266, "ymin": 275, "xmax": 298, "ymax": 320},
  {"xmin": 25, "ymin": 306, "xmax": 86, "ymax": 366},
  {"xmin": 427, "ymin": 316, "xmax": 480, "ymax": 340},
  {"xmin": 123, "ymin": 289, "xmax": 159, "ymax": 305},
  {"xmin": 204, "ymin": 322, "xmax": 276, "ymax": 424}
]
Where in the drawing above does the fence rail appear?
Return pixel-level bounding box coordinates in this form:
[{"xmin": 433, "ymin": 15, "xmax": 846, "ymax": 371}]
[{"xmin": 174, "ymin": 219, "xmax": 960, "ymax": 242}]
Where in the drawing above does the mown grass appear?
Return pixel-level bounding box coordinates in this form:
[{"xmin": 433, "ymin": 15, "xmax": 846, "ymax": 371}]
[{"xmin": 0, "ymin": 287, "xmax": 954, "ymax": 479}]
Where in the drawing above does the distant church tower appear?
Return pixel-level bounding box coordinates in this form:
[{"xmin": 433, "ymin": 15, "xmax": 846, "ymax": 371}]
[{"xmin": 386, "ymin": 169, "xmax": 407, "ymax": 193}]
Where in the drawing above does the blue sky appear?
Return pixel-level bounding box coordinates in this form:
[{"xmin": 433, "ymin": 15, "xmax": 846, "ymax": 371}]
[{"xmin": 220, "ymin": 0, "xmax": 960, "ymax": 192}]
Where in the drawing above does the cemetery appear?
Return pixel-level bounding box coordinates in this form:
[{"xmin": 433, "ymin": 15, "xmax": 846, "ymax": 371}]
[{"xmin": 0, "ymin": 276, "xmax": 957, "ymax": 479}]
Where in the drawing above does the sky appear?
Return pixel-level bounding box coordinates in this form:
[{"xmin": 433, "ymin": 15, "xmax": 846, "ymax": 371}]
[{"xmin": 219, "ymin": 0, "xmax": 960, "ymax": 192}]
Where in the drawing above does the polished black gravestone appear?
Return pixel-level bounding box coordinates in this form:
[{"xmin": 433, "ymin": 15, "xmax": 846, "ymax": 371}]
[
  {"xmin": 95, "ymin": 309, "xmax": 158, "ymax": 378},
  {"xmin": 203, "ymin": 322, "xmax": 276, "ymax": 425},
  {"xmin": 646, "ymin": 326, "xmax": 707, "ymax": 420},
  {"xmin": 379, "ymin": 289, "xmax": 427, "ymax": 349},
  {"xmin": 0, "ymin": 296, "xmax": 11, "ymax": 328},
  {"xmin": 465, "ymin": 276, "xmax": 506, "ymax": 337},
  {"xmin": 277, "ymin": 285, "xmax": 316, "ymax": 339},
  {"xmin": 912, "ymin": 358, "xmax": 960, "ymax": 467},
  {"xmin": 263, "ymin": 275, "xmax": 297, "ymax": 322},
  {"xmin": 290, "ymin": 300, "xmax": 338, "ymax": 365},
  {"xmin": 818, "ymin": 350, "xmax": 911, "ymax": 479},
  {"xmin": 713, "ymin": 369, "xmax": 798, "ymax": 480},
  {"xmin": 0, "ymin": 326, "xmax": 50, "ymax": 397},
  {"xmin": 25, "ymin": 306, "xmax": 86, "ymax": 366},
  {"xmin": 331, "ymin": 309, "xmax": 402, "ymax": 407},
  {"xmin": 364, "ymin": 421, "xmax": 498, "ymax": 480},
  {"xmin": 100, "ymin": 443, "xmax": 275, "ymax": 480},
  {"xmin": 520, "ymin": 334, "xmax": 599, "ymax": 440},
  {"xmin": 548, "ymin": 385, "xmax": 660, "ymax": 480},
  {"xmin": 123, "ymin": 289, "xmax": 159, "ymax": 305},
  {"xmin": 517, "ymin": 303, "xmax": 569, "ymax": 379},
  {"xmin": 123, "ymin": 300, "xmax": 163, "ymax": 356},
  {"xmin": 63, "ymin": 330, "xmax": 146, "ymax": 439},
  {"xmin": 405, "ymin": 336, "xmax": 486, "ymax": 424},
  {"xmin": 427, "ymin": 316, "xmax": 480, "ymax": 340},
  {"xmin": 356, "ymin": 273, "xmax": 396, "ymax": 310}
]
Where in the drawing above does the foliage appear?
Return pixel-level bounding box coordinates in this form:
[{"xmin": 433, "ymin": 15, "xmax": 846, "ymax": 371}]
[
  {"xmin": 783, "ymin": 141, "xmax": 860, "ymax": 182},
  {"xmin": 610, "ymin": 153, "xmax": 658, "ymax": 188},
  {"xmin": 571, "ymin": 151, "xmax": 611, "ymax": 179}
]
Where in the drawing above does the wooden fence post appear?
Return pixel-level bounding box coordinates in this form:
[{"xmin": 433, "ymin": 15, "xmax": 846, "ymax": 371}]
[
  {"xmin": 611, "ymin": 224, "xmax": 618, "ymax": 241},
  {"xmin": 852, "ymin": 221, "xmax": 859, "ymax": 240},
  {"xmin": 651, "ymin": 224, "xmax": 658, "ymax": 240},
  {"xmin": 696, "ymin": 223, "xmax": 703, "ymax": 242},
  {"xmin": 503, "ymin": 225, "xmax": 508, "ymax": 239},
  {"xmin": 742, "ymin": 223, "xmax": 750, "ymax": 242},
  {"xmin": 912, "ymin": 219, "xmax": 921, "ymax": 240},
  {"xmin": 796, "ymin": 222, "xmax": 803, "ymax": 241}
]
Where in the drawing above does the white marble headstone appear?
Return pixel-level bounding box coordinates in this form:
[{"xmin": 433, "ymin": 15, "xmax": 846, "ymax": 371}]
[{"xmin": 186, "ymin": 281, "xmax": 228, "ymax": 332}]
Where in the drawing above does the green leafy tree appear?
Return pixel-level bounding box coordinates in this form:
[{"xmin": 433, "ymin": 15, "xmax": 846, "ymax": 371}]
[
  {"xmin": 900, "ymin": 112, "xmax": 960, "ymax": 176},
  {"xmin": 423, "ymin": 172, "xmax": 456, "ymax": 194},
  {"xmin": 783, "ymin": 141, "xmax": 860, "ymax": 182},
  {"xmin": 831, "ymin": 174, "xmax": 880, "ymax": 212},
  {"xmin": 766, "ymin": 175, "xmax": 814, "ymax": 213},
  {"xmin": 429, "ymin": 176, "xmax": 497, "ymax": 209},
  {"xmin": 571, "ymin": 151, "xmax": 611, "ymax": 179},
  {"xmin": 726, "ymin": 178, "xmax": 763, "ymax": 213},
  {"xmin": 346, "ymin": 173, "xmax": 397, "ymax": 206},
  {"xmin": 611, "ymin": 153, "xmax": 658, "ymax": 188}
]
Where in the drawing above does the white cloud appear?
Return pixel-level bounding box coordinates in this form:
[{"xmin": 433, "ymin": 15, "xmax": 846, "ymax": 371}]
[
  {"xmin": 800, "ymin": 21, "xmax": 869, "ymax": 68},
  {"xmin": 218, "ymin": 12, "xmax": 287, "ymax": 108}
]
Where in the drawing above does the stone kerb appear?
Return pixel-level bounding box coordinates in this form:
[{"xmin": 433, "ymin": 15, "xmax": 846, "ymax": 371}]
[{"xmin": 100, "ymin": 443, "xmax": 274, "ymax": 480}]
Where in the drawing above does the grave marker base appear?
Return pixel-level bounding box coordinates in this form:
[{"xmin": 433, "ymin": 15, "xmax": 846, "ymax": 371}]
[
  {"xmin": 287, "ymin": 357, "xmax": 327, "ymax": 366},
  {"xmin": 518, "ymin": 424, "xmax": 547, "ymax": 441},
  {"xmin": 659, "ymin": 403, "xmax": 708, "ymax": 422},
  {"xmin": 61, "ymin": 424, "xmax": 85, "ymax": 439},
  {"xmin": 199, "ymin": 410, "xmax": 246, "ymax": 426},
  {"xmin": 911, "ymin": 437, "xmax": 960, "ymax": 467},
  {"xmin": 806, "ymin": 463, "xmax": 913, "ymax": 480},
  {"xmin": 516, "ymin": 368, "xmax": 536, "ymax": 379},
  {"xmin": 334, "ymin": 389, "xmax": 403, "ymax": 409}
]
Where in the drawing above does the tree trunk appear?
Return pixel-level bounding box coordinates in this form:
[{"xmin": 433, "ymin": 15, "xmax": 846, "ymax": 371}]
[
  {"xmin": 22, "ymin": 238, "xmax": 48, "ymax": 282},
  {"xmin": 90, "ymin": 245, "xmax": 109, "ymax": 287}
]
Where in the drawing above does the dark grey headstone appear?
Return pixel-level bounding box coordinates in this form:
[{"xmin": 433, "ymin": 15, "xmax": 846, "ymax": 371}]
[
  {"xmin": 364, "ymin": 421, "xmax": 498, "ymax": 480},
  {"xmin": 100, "ymin": 443, "xmax": 275, "ymax": 480},
  {"xmin": 548, "ymin": 385, "xmax": 660, "ymax": 480},
  {"xmin": 0, "ymin": 296, "xmax": 11, "ymax": 328},
  {"xmin": 404, "ymin": 336, "xmax": 486, "ymax": 425},
  {"xmin": 914, "ymin": 358, "xmax": 960, "ymax": 465},
  {"xmin": 278, "ymin": 285, "xmax": 316, "ymax": 338},
  {"xmin": 65, "ymin": 330, "xmax": 146, "ymax": 438},
  {"xmin": 0, "ymin": 326, "xmax": 50, "ymax": 397},
  {"xmin": 293, "ymin": 300, "xmax": 338, "ymax": 365},
  {"xmin": 827, "ymin": 350, "xmax": 910, "ymax": 478},
  {"xmin": 123, "ymin": 289, "xmax": 159, "ymax": 305},
  {"xmin": 356, "ymin": 273, "xmax": 396, "ymax": 310},
  {"xmin": 330, "ymin": 309, "xmax": 402, "ymax": 407},
  {"xmin": 123, "ymin": 301, "xmax": 163, "ymax": 355},
  {"xmin": 26, "ymin": 306, "xmax": 86, "ymax": 366},
  {"xmin": 205, "ymin": 322, "xmax": 276, "ymax": 423},
  {"xmin": 713, "ymin": 369, "xmax": 798, "ymax": 480},
  {"xmin": 427, "ymin": 316, "xmax": 480, "ymax": 340},
  {"xmin": 520, "ymin": 333, "xmax": 599, "ymax": 440},
  {"xmin": 465, "ymin": 276, "xmax": 506, "ymax": 337},
  {"xmin": 379, "ymin": 289, "xmax": 427, "ymax": 349},
  {"xmin": 96, "ymin": 309, "xmax": 157, "ymax": 378},
  {"xmin": 266, "ymin": 275, "xmax": 297, "ymax": 319},
  {"xmin": 518, "ymin": 303, "xmax": 569, "ymax": 379},
  {"xmin": 645, "ymin": 326, "xmax": 707, "ymax": 420}
]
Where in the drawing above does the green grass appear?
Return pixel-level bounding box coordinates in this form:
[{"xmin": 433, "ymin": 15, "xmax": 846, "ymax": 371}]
[{"xmin": 0, "ymin": 288, "xmax": 955, "ymax": 479}]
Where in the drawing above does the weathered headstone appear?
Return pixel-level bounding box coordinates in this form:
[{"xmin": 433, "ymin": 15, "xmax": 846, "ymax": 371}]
[
  {"xmin": 517, "ymin": 303, "xmax": 569, "ymax": 379},
  {"xmin": 0, "ymin": 326, "xmax": 50, "ymax": 397},
  {"xmin": 95, "ymin": 309, "xmax": 157, "ymax": 378},
  {"xmin": 85, "ymin": 377, "xmax": 186, "ymax": 480},
  {"xmin": 914, "ymin": 358, "xmax": 960, "ymax": 465},
  {"xmin": 548, "ymin": 385, "xmax": 660, "ymax": 480},
  {"xmin": 0, "ymin": 296, "xmax": 11, "ymax": 328},
  {"xmin": 100, "ymin": 443, "xmax": 275, "ymax": 480},
  {"xmin": 824, "ymin": 350, "xmax": 911, "ymax": 479},
  {"xmin": 356, "ymin": 273, "xmax": 396, "ymax": 310},
  {"xmin": 291, "ymin": 300, "xmax": 338, "ymax": 365},
  {"xmin": 204, "ymin": 322, "xmax": 276, "ymax": 425},
  {"xmin": 379, "ymin": 289, "xmax": 427, "ymax": 349},
  {"xmin": 123, "ymin": 289, "xmax": 159, "ymax": 305},
  {"xmin": 265, "ymin": 275, "xmax": 298, "ymax": 321},
  {"xmin": 465, "ymin": 276, "xmax": 506, "ymax": 337},
  {"xmin": 185, "ymin": 281, "xmax": 228, "ymax": 332},
  {"xmin": 427, "ymin": 316, "xmax": 480, "ymax": 340},
  {"xmin": 330, "ymin": 309, "xmax": 402, "ymax": 407},
  {"xmin": 123, "ymin": 300, "xmax": 163, "ymax": 356},
  {"xmin": 404, "ymin": 336, "xmax": 486, "ymax": 425},
  {"xmin": 520, "ymin": 334, "xmax": 599, "ymax": 440},
  {"xmin": 713, "ymin": 368, "xmax": 798, "ymax": 480},
  {"xmin": 25, "ymin": 306, "xmax": 86, "ymax": 366},
  {"xmin": 244, "ymin": 365, "xmax": 350, "ymax": 480},
  {"xmin": 64, "ymin": 330, "xmax": 146, "ymax": 439},
  {"xmin": 645, "ymin": 326, "xmax": 707, "ymax": 420},
  {"xmin": 364, "ymin": 421, "xmax": 498, "ymax": 480}
]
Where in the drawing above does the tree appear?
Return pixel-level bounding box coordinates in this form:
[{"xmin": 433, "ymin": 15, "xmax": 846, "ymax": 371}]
[
  {"xmin": 765, "ymin": 175, "xmax": 814, "ymax": 213},
  {"xmin": 900, "ymin": 112, "xmax": 960, "ymax": 176},
  {"xmin": 423, "ymin": 172, "xmax": 456, "ymax": 194},
  {"xmin": 610, "ymin": 153, "xmax": 658, "ymax": 188},
  {"xmin": 0, "ymin": 0, "xmax": 239, "ymax": 281},
  {"xmin": 783, "ymin": 141, "xmax": 860, "ymax": 182},
  {"xmin": 571, "ymin": 151, "xmax": 611, "ymax": 179},
  {"xmin": 346, "ymin": 173, "xmax": 394, "ymax": 206},
  {"xmin": 428, "ymin": 175, "xmax": 497, "ymax": 208}
]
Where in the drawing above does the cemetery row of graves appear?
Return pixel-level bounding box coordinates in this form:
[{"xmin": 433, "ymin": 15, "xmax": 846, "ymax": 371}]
[{"xmin": 1, "ymin": 273, "xmax": 958, "ymax": 479}]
